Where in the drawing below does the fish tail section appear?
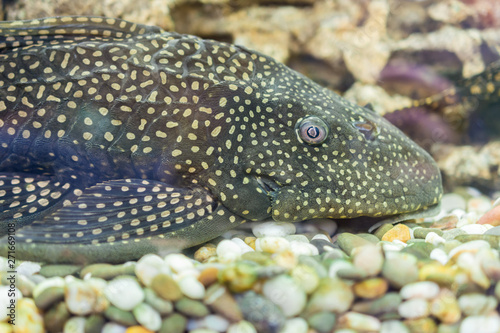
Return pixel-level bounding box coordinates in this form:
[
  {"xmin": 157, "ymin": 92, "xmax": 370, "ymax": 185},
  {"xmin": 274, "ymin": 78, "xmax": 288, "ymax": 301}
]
[{"xmin": 0, "ymin": 16, "xmax": 162, "ymax": 51}]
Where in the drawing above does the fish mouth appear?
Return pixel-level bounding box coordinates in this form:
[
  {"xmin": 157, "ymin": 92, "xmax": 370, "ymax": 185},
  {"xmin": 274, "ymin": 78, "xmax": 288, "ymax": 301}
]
[{"xmin": 255, "ymin": 176, "xmax": 280, "ymax": 198}]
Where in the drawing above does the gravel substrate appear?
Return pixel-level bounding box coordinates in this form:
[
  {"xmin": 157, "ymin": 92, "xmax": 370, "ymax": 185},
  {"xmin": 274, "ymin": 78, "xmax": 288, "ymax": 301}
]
[{"xmin": 2, "ymin": 189, "xmax": 500, "ymax": 333}]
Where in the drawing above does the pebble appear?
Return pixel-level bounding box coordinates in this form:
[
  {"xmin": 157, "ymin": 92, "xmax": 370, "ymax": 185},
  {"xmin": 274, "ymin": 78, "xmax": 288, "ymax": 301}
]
[
  {"xmin": 289, "ymin": 241, "xmax": 319, "ymax": 257},
  {"xmin": 81, "ymin": 263, "xmax": 135, "ymax": 280},
  {"xmin": 398, "ymin": 298, "xmax": 430, "ymax": 319},
  {"xmin": 44, "ymin": 301, "xmax": 70, "ymax": 333},
  {"xmin": 337, "ymin": 233, "xmax": 374, "ymax": 255},
  {"xmin": 382, "ymin": 224, "xmax": 412, "ymax": 243},
  {"xmin": 216, "ymin": 240, "xmax": 243, "ymax": 263},
  {"xmin": 104, "ymin": 306, "xmax": 138, "ymax": 326},
  {"xmin": 226, "ymin": 320, "xmax": 257, "ymax": 333},
  {"xmin": 255, "ymin": 236, "xmax": 291, "ymax": 253},
  {"xmin": 278, "ymin": 317, "xmax": 308, "ymax": 333},
  {"xmin": 188, "ymin": 314, "xmax": 230, "ymax": 332},
  {"xmin": 252, "ymin": 222, "xmax": 296, "ymax": 238},
  {"xmin": 85, "ymin": 314, "xmax": 105, "ymax": 333},
  {"xmin": 133, "ymin": 302, "xmax": 162, "ymax": 331},
  {"xmin": 175, "ymin": 297, "xmax": 210, "ymax": 318},
  {"xmin": 478, "ymin": 205, "xmax": 500, "ymax": 226},
  {"xmin": 290, "ymin": 264, "xmax": 320, "ymax": 294},
  {"xmin": 460, "ymin": 315, "xmax": 500, "ymax": 333},
  {"xmin": 306, "ymin": 277, "xmax": 354, "ymax": 314},
  {"xmin": 178, "ymin": 275, "xmax": 206, "ymax": 300},
  {"xmin": 135, "ymin": 254, "xmax": 169, "ymax": 287},
  {"xmin": 16, "ymin": 298, "xmax": 44, "ymax": 333},
  {"xmin": 231, "ymin": 238, "xmax": 255, "ymax": 254},
  {"xmin": 460, "ymin": 224, "xmax": 492, "ymax": 234},
  {"xmin": 441, "ymin": 193, "xmax": 467, "ymax": 212},
  {"xmin": 104, "ymin": 277, "xmax": 144, "ymax": 311},
  {"xmin": 63, "ymin": 316, "xmax": 86, "ymax": 333},
  {"xmin": 151, "ymin": 273, "xmax": 182, "ymax": 301},
  {"xmin": 425, "ymin": 232, "xmax": 447, "ymax": 246},
  {"xmin": 101, "ymin": 322, "xmax": 127, "ymax": 333},
  {"xmin": 160, "ymin": 313, "xmax": 187, "ymax": 333},
  {"xmin": 65, "ymin": 279, "xmax": 97, "ymax": 315},
  {"xmin": 310, "ymin": 239, "xmax": 337, "ymax": 253},
  {"xmin": 400, "ymin": 281, "xmax": 440, "ymax": 300},
  {"xmin": 144, "ymin": 288, "xmax": 173, "ymax": 315},
  {"xmin": 458, "ymin": 293, "xmax": 498, "ymax": 316},
  {"xmin": 236, "ymin": 291, "xmax": 286, "ymax": 333},
  {"xmin": 164, "ymin": 253, "xmax": 195, "ymax": 274},
  {"xmin": 262, "ymin": 274, "xmax": 306, "ymax": 317},
  {"xmin": 34, "ymin": 285, "xmax": 65, "ymax": 311},
  {"xmin": 429, "ymin": 248, "xmax": 449, "ymax": 265},
  {"xmin": 351, "ymin": 292, "xmax": 402, "ymax": 316},
  {"xmin": 380, "ymin": 320, "xmax": 410, "ymax": 333},
  {"xmin": 204, "ymin": 284, "xmax": 243, "ymax": 322},
  {"xmin": 337, "ymin": 312, "xmax": 381, "ymax": 331},
  {"xmin": 353, "ymin": 278, "xmax": 388, "ymax": 299},
  {"xmin": 351, "ymin": 244, "xmax": 383, "ymax": 277},
  {"xmin": 194, "ymin": 244, "xmax": 218, "ymax": 263},
  {"xmin": 40, "ymin": 264, "xmax": 81, "ymax": 278},
  {"xmin": 218, "ymin": 261, "xmax": 258, "ymax": 293},
  {"xmin": 382, "ymin": 252, "xmax": 419, "ymax": 288},
  {"xmin": 413, "ymin": 228, "xmax": 444, "ymax": 239},
  {"xmin": 430, "ymin": 289, "xmax": 461, "ymax": 324},
  {"xmin": 307, "ymin": 311, "xmax": 336, "ymax": 333}
]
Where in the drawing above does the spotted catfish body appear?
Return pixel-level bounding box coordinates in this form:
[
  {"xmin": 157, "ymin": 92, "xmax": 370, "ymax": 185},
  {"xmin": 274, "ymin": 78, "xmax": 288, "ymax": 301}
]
[{"xmin": 0, "ymin": 17, "xmax": 442, "ymax": 263}]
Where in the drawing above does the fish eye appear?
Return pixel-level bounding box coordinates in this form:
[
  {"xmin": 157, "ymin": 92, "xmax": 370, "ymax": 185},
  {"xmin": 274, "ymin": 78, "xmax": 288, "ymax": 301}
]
[
  {"xmin": 354, "ymin": 120, "xmax": 379, "ymax": 141},
  {"xmin": 296, "ymin": 116, "xmax": 329, "ymax": 145}
]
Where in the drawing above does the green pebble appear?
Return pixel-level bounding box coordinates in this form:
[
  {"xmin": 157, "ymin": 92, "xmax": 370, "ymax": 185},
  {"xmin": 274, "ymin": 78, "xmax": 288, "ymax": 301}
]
[
  {"xmin": 84, "ymin": 314, "xmax": 105, "ymax": 333},
  {"xmin": 413, "ymin": 228, "xmax": 443, "ymax": 239},
  {"xmin": 336, "ymin": 267, "xmax": 368, "ymax": 280},
  {"xmin": 356, "ymin": 233, "xmax": 380, "ymax": 243},
  {"xmin": 80, "ymin": 263, "xmax": 135, "ymax": 280},
  {"xmin": 382, "ymin": 253, "xmax": 419, "ymax": 289},
  {"xmin": 34, "ymin": 286, "xmax": 65, "ymax": 311},
  {"xmin": 437, "ymin": 323, "xmax": 460, "ymax": 333},
  {"xmin": 374, "ymin": 224, "xmax": 394, "ymax": 240},
  {"xmin": 336, "ymin": 233, "xmax": 374, "ymax": 255},
  {"xmin": 442, "ymin": 229, "xmax": 466, "ymax": 241},
  {"xmin": 404, "ymin": 317, "xmax": 437, "ymax": 333},
  {"xmin": 351, "ymin": 292, "xmax": 402, "ymax": 315},
  {"xmin": 40, "ymin": 264, "xmax": 82, "ymax": 278},
  {"xmin": 44, "ymin": 302, "xmax": 70, "ymax": 333},
  {"xmin": 241, "ymin": 251, "xmax": 272, "ymax": 265},
  {"xmin": 401, "ymin": 242, "xmax": 435, "ymax": 259},
  {"xmin": 218, "ymin": 262, "xmax": 258, "ymax": 293},
  {"xmin": 455, "ymin": 235, "xmax": 500, "ymax": 249},
  {"xmin": 442, "ymin": 240, "xmax": 463, "ymax": 253},
  {"xmin": 160, "ymin": 313, "xmax": 188, "ymax": 333},
  {"xmin": 300, "ymin": 255, "xmax": 328, "ymax": 278},
  {"xmin": 307, "ymin": 311, "xmax": 336, "ymax": 333},
  {"xmin": 144, "ymin": 288, "xmax": 173, "ymax": 315},
  {"xmin": 103, "ymin": 305, "xmax": 138, "ymax": 326},
  {"xmin": 175, "ymin": 297, "xmax": 210, "ymax": 318},
  {"xmin": 151, "ymin": 273, "xmax": 183, "ymax": 301},
  {"xmin": 495, "ymin": 282, "xmax": 500, "ymax": 300}
]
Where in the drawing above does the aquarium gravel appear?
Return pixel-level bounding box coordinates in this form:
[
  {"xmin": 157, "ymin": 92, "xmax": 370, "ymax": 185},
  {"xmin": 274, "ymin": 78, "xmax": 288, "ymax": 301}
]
[{"xmin": 2, "ymin": 189, "xmax": 500, "ymax": 333}]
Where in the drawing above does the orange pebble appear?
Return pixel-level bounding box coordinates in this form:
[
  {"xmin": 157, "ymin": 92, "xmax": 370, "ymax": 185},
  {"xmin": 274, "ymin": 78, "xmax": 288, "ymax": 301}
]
[
  {"xmin": 477, "ymin": 205, "xmax": 500, "ymax": 226},
  {"xmin": 381, "ymin": 223, "xmax": 411, "ymax": 242},
  {"xmin": 125, "ymin": 326, "xmax": 153, "ymax": 333}
]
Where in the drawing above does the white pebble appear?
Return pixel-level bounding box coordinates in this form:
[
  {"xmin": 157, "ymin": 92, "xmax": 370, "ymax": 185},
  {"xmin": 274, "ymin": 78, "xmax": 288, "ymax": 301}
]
[
  {"xmin": 380, "ymin": 320, "xmax": 410, "ymax": 333},
  {"xmin": 460, "ymin": 224, "xmax": 491, "ymax": 234},
  {"xmin": 231, "ymin": 238, "xmax": 255, "ymax": 254},
  {"xmin": 164, "ymin": 253, "xmax": 195, "ymax": 273},
  {"xmin": 449, "ymin": 240, "xmax": 491, "ymax": 259},
  {"xmin": 425, "ymin": 232, "xmax": 446, "ymax": 246},
  {"xmin": 255, "ymin": 237, "xmax": 290, "ymax": 253},
  {"xmin": 216, "ymin": 240, "xmax": 243, "ymax": 263},
  {"xmin": 328, "ymin": 260, "xmax": 354, "ymax": 278},
  {"xmin": 227, "ymin": 320, "xmax": 257, "ymax": 333},
  {"xmin": 17, "ymin": 261, "xmax": 41, "ymax": 277},
  {"xmin": 133, "ymin": 302, "xmax": 162, "ymax": 331},
  {"xmin": 460, "ymin": 315, "xmax": 500, "ymax": 333},
  {"xmin": 33, "ymin": 276, "xmax": 65, "ymax": 299},
  {"xmin": 429, "ymin": 248, "xmax": 449, "ymax": 265},
  {"xmin": 135, "ymin": 254, "xmax": 170, "ymax": 287},
  {"xmin": 311, "ymin": 234, "xmax": 330, "ymax": 242},
  {"xmin": 65, "ymin": 280, "xmax": 96, "ymax": 315},
  {"xmin": 441, "ymin": 193, "xmax": 467, "ymax": 212},
  {"xmin": 400, "ymin": 281, "xmax": 440, "ymax": 300},
  {"xmin": 279, "ymin": 317, "xmax": 308, "ymax": 333},
  {"xmin": 63, "ymin": 316, "xmax": 86, "ymax": 333},
  {"xmin": 104, "ymin": 277, "xmax": 144, "ymax": 311},
  {"xmin": 398, "ymin": 298, "xmax": 429, "ymax": 319},
  {"xmin": 101, "ymin": 322, "xmax": 127, "ymax": 333},
  {"xmin": 262, "ymin": 275, "xmax": 306, "ymax": 317},
  {"xmin": 289, "ymin": 241, "xmax": 319, "ymax": 257},
  {"xmin": 252, "ymin": 222, "xmax": 296, "ymax": 237},
  {"xmin": 178, "ymin": 275, "xmax": 206, "ymax": 299},
  {"xmin": 381, "ymin": 241, "xmax": 405, "ymax": 252},
  {"xmin": 188, "ymin": 315, "xmax": 230, "ymax": 332},
  {"xmin": 285, "ymin": 235, "xmax": 310, "ymax": 243},
  {"xmin": 457, "ymin": 212, "xmax": 480, "ymax": 227}
]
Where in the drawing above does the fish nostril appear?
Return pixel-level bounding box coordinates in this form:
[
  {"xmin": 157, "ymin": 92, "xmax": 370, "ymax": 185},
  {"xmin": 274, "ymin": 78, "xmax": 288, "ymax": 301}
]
[{"xmin": 353, "ymin": 120, "xmax": 379, "ymax": 141}]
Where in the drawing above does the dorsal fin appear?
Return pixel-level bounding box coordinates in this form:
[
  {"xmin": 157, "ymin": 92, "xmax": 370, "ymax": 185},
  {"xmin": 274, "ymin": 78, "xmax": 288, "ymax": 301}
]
[{"xmin": 0, "ymin": 16, "xmax": 163, "ymax": 50}]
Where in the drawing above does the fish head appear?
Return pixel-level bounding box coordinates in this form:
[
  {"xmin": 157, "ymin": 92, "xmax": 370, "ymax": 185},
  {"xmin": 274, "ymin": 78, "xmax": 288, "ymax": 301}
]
[{"xmin": 195, "ymin": 57, "xmax": 443, "ymax": 223}]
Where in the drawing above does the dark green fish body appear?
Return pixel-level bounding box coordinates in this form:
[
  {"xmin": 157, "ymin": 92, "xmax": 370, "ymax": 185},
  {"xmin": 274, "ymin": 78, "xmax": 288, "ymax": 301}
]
[{"xmin": 0, "ymin": 17, "xmax": 443, "ymax": 263}]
